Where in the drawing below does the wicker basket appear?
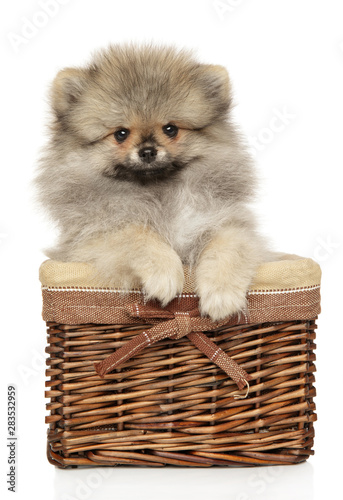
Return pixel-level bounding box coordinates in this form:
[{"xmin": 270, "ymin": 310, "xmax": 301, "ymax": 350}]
[{"xmin": 40, "ymin": 255, "xmax": 321, "ymax": 468}]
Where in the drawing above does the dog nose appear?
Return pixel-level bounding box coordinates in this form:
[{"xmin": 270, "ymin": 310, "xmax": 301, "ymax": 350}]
[{"xmin": 138, "ymin": 147, "xmax": 157, "ymax": 163}]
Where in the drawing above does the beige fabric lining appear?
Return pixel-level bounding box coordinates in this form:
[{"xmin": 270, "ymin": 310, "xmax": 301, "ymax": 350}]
[{"xmin": 39, "ymin": 254, "xmax": 321, "ymax": 293}]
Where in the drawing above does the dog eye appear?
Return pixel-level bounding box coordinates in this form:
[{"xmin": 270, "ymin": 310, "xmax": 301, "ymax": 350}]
[
  {"xmin": 114, "ymin": 128, "xmax": 130, "ymax": 143},
  {"xmin": 162, "ymin": 124, "xmax": 179, "ymax": 138}
]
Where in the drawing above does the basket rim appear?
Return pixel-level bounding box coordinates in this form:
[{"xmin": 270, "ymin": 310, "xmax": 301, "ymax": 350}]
[{"xmin": 39, "ymin": 253, "xmax": 321, "ymax": 293}]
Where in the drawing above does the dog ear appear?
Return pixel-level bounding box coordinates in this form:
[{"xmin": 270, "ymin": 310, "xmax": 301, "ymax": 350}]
[
  {"xmin": 50, "ymin": 67, "xmax": 88, "ymax": 118},
  {"xmin": 197, "ymin": 64, "xmax": 232, "ymax": 114}
]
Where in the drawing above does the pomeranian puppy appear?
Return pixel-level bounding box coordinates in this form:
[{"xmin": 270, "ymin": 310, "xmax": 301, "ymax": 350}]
[{"xmin": 36, "ymin": 44, "xmax": 269, "ymax": 321}]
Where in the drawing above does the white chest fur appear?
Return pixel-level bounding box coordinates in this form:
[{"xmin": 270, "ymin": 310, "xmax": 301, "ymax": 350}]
[{"xmin": 164, "ymin": 185, "xmax": 227, "ymax": 261}]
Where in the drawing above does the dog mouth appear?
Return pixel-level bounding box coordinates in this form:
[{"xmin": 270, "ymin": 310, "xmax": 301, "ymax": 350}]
[{"xmin": 104, "ymin": 161, "xmax": 187, "ymax": 184}]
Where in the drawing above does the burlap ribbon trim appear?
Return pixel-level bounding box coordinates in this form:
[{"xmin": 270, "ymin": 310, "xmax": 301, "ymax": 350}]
[{"xmin": 94, "ymin": 303, "xmax": 251, "ymax": 391}]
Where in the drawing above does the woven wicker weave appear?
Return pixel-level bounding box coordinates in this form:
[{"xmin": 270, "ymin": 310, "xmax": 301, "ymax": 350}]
[{"xmin": 42, "ymin": 256, "xmax": 320, "ymax": 468}]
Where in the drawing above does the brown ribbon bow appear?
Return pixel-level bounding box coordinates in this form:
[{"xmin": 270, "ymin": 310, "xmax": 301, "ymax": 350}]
[{"xmin": 94, "ymin": 302, "xmax": 251, "ymax": 392}]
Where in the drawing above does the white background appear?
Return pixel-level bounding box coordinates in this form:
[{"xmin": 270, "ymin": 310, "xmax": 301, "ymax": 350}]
[{"xmin": 1, "ymin": 0, "xmax": 342, "ymax": 499}]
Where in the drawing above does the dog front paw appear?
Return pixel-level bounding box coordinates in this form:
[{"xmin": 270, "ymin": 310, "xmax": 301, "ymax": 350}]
[
  {"xmin": 140, "ymin": 254, "xmax": 185, "ymax": 306},
  {"xmin": 198, "ymin": 284, "xmax": 247, "ymax": 322},
  {"xmin": 196, "ymin": 260, "xmax": 250, "ymax": 322}
]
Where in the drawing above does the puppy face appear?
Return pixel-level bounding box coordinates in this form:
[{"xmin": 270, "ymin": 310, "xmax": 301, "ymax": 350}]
[
  {"xmin": 102, "ymin": 120, "xmax": 196, "ymax": 183},
  {"xmin": 50, "ymin": 45, "xmax": 232, "ymax": 184}
]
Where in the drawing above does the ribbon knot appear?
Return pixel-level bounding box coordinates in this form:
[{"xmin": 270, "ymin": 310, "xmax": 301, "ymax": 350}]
[
  {"xmin": 94, "ymin": 301, "xmax": 251, "ymax": 393},
  {"xmin": 171, "ymin": 312, "xmax": 192, "ymax": 339}
]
